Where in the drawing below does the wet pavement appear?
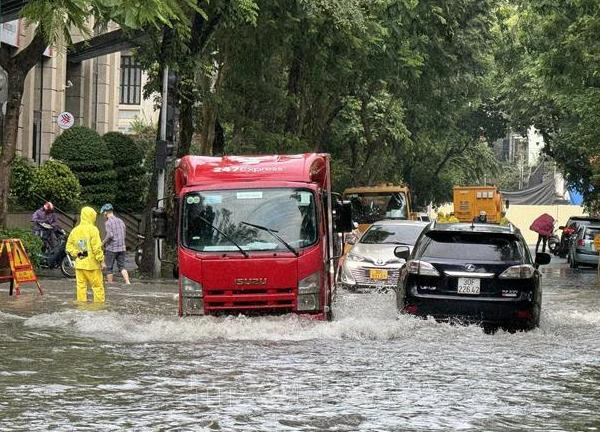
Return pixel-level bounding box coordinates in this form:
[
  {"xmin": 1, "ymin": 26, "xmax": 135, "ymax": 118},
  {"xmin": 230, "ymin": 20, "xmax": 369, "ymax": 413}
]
[{"xmin": 0, "ymin": 256, "xmax": 599, "ymax": 431}]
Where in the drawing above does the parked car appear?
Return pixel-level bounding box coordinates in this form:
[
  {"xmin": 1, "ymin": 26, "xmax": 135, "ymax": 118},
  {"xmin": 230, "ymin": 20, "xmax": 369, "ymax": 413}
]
[
  {"xmin": 395, "ymin": 222, "xmax": 551, "ymax": 330},
  {"xmin": 569, "ymin": 224, "xmax": 600, "ymax": 268},
  {"xmin": 338, "ymin": 220, "xmax": 428, "ymax": 292},
  {"xmin": 561, "ymin": 216, "xmax": 600, "ymax": 259}
]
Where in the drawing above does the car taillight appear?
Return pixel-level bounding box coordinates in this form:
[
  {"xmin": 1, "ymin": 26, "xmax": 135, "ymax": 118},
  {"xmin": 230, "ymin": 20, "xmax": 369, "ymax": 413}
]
[
  {"xmin": 499, "ymin": 264, "xmax": 535, "ymax": 279},
  {"xmin": 403, "ymin": 304, "xmax": 418, "ymax": 315},
  {"xmin": 406, "ymin": 260, "xmax": 440, "ymax": 276},
  {"xmin": 577, "ymin": 239, "xmax": 585, "ymax": 247}
]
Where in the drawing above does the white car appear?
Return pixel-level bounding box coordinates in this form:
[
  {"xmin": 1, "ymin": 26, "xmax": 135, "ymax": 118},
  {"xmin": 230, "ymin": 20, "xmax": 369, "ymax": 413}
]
[{"xmin": 339, "ymin": 220, "xmax": 428, "ymax": 292}]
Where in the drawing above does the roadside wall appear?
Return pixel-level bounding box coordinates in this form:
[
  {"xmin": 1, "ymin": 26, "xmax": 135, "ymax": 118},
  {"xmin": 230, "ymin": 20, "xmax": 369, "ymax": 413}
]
[
  {"xmin": 504, "ymin": 205, "xmax": 587, "ymax": 245},
  {"xmin": 435, "ymin": 204, "xmax": 588, "ymax": 245}
]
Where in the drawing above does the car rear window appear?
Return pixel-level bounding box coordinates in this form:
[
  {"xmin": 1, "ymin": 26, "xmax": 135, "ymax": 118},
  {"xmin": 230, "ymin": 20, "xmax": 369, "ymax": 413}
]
[
  {"xmin": 417, "ymin": 232, "xmax": 524, "ymax": 262},
  {"xmin": 584, "ymin": 227, "xmax": 600, "ymax": 241},
  {"xmin": 360, "ymin": 224, "xmax": 425, "ymax": 245}
]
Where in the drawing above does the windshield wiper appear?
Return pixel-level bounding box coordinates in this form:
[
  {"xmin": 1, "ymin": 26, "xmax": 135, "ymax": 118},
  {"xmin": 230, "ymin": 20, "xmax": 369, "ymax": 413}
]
[
  {"xmin": 198, "ymin": 216, "xmax": 249, "ymax": 258},
  {"xmin": 241, "ymin": 221, "xmax": 299, "ymax": 257}
]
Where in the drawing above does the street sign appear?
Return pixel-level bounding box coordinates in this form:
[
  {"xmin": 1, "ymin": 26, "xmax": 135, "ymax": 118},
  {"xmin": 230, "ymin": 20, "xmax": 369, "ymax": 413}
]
[{"xmin": 57, "ymin": 111, "xmax": 75, "ymax": 129}]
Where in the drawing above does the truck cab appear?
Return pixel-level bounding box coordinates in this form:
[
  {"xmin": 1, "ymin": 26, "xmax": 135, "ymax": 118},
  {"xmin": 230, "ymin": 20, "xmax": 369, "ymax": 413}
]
[{"xmin": 158, "ymin": 154, "xmax": 351, "ymax": 319}]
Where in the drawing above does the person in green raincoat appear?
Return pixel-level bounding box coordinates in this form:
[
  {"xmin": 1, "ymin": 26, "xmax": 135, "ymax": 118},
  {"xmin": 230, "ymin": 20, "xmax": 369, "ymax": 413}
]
[{"xmin": 66, "ymin": 207, "xmax": 106, "ymax": 303}]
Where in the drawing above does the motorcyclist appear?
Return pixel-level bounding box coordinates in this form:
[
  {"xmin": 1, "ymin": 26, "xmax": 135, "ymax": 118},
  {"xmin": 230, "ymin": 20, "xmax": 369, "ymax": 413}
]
[{"xmin": 32, "ymin": 202, "xmax": 59, "ymax": 250}]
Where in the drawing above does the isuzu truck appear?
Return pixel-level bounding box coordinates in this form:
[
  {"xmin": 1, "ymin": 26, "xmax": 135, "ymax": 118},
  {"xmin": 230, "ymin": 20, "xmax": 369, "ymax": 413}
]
[{"xmin": 154, "ymin": 154, "xmax": 351, "ymax": 319}]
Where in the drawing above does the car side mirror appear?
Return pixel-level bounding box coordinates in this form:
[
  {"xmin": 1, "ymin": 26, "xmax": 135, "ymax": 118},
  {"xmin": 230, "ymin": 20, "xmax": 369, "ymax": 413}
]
[
  {"xmin": 505, "ymin": 199, "xmax": 510, "ymax": 209},
  {"xmin": 152, "ymin": 207, "xmax": 167, "ymax": 239},
  {"xmin": 394, "ymin": 246, "xmax": 410, "ymax": 261},
  {"xmin": 558, "ymin": 226, "xmax": 565, "ymax": 230},
  {"xmin": 535, "ymin": 252, "xmax": 551, "ymax": 266}
]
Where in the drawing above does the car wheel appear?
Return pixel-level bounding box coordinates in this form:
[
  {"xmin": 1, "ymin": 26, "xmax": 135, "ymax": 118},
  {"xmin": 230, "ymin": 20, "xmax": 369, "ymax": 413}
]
[{"xmin": 572, "ymin": 259, "xmax": 579, "ymax": 269}]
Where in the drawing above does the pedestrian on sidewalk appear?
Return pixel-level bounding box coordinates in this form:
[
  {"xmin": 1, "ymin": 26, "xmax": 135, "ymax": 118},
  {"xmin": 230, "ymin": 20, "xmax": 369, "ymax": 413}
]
[
  {"xmin": 66, "ymin": 206, "xmax": 106, "ymax": 303},
  {"xmin": 100, "ymin": 203, "xmax": 131, "ymax": 285},
  {"xmin": 530, "ymin": 213, "xmax": 554, "ymax": 254}
]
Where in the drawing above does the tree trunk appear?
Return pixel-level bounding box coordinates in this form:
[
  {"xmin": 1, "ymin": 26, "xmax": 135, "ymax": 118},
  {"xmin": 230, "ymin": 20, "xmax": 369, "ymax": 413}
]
[
  {"xmin": 0, "ymin": 68, "xmax": 27, "ymax": 228},
  {"xmin": 0, "ymin": 27, "xmax": 48, "ymax": 228},
  {"xmin": 213, "ymin": 117, "xmax": 225, "ymax": 155},
  {"xmin": 178, "ymin": 98, "xmax": 194, "ymax": 157}
]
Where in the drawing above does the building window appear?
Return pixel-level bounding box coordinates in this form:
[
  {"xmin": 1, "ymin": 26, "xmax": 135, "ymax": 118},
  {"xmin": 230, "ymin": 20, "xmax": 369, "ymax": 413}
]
[{"xmin": 120, "ymin": 56, "xmax": 142, "ymax": 105}]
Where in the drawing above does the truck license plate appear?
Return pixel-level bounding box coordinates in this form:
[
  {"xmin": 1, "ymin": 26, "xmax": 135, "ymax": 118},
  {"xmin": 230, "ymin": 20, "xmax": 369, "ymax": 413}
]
[
  {"xmin": 457, "ymin": 278, "xmax": 480, "ymax": 294},
  {"xmin": 369, "ymin": 269, "xmax": 388, "ymax": 280}
]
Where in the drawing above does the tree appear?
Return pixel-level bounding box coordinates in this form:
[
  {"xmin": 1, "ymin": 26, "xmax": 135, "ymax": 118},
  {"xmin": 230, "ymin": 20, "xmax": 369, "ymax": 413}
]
[
  {"xmin": 0, "ymin": 0, "xmax": 202, "ymax": 228},
  {"xmin": 103, "ymin": 132, "xmax": 146, "ymax": 211},
  {"xmin": 50, "ymin": 126, "xmax": 117, "ymax": 206},
  {"xmin": 494, "ymin": 1, "xmax": 600, "ymax": 212}
]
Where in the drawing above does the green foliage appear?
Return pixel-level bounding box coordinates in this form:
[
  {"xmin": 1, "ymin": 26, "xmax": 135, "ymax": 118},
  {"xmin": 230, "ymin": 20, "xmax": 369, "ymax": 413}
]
[
  {"xmin": 103, "ymin": 132, "xmax": 146, "ymax": 211},
  {"xmin": 495, "ymin": 1, "xmax": 600, "ymax": 210},
  {"xmin": 9, "ymin": 156, "xmax": 36, "ymax": 208},
  {"xmin": 31, "ymin": 160, "xmax": 82, "ymax": 211},
  {"xmin": 0, "ymin": 229, "xmax": 44, "ymax": 269},
  {"xmin": 21, "ymin": 0, "xmax": 204, "ymax": 47},
  {"xmin": 50, "ymin": 126, "xmax": 117, "ymax": 206}
]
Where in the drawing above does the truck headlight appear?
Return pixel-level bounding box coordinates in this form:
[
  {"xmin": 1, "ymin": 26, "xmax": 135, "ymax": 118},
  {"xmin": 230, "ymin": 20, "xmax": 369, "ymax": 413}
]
[
  {"xmin": 181, "ymin": 276, "xmax": 203, "ymax": 295},
  {"xmin": 181, "ymin": 276, "xmax": 204, "ymax": 314},
  {"xmin": 298, "ymin": 272, "xmax": 320, "ymax": 294},
  {"xmin": 298, "ymin": 272, "xmax": 320, "ymax": 311}
]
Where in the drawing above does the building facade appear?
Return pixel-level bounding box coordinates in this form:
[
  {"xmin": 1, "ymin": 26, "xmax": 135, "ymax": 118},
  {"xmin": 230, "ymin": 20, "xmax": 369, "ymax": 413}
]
[{"xmin": 0, "ymin": 20, "xmax": 157, "ymax": 165}]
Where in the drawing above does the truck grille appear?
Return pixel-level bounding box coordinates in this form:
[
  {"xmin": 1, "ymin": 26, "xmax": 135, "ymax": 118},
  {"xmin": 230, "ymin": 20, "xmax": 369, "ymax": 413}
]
[
  {"xmin": 351, "ymin": 268, "xmax": 400, "ymax": 287},
  {"xmin": 203, "ymin": 286, "xmax": 296, "ymax": 313}
]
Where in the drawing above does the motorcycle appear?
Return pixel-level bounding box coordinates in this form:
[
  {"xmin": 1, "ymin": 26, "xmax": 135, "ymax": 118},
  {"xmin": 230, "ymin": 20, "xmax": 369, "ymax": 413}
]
[
  {"xmin": 548, "ymin": 230, "xmax": 561, "ymax": 255},
  {"xmin": 35, "ymin": 222, "xmax": 75, "ymax": 278},
  {"xmin": 134, "ymin": 233, "xmax": 145, "ymax": 267}
]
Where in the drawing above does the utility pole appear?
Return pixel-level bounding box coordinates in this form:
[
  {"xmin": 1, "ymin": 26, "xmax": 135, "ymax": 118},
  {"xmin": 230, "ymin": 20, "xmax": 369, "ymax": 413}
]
[{"xmin": 154, "ymin": 65, "xmax": 169, "ymax": 277}]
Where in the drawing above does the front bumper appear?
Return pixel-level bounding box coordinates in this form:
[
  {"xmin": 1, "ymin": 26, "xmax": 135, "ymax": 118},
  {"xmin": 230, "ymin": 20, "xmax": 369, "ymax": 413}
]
[{"xmin": 339, "ymin": 261, "xmax": 402, "ymax": 291}]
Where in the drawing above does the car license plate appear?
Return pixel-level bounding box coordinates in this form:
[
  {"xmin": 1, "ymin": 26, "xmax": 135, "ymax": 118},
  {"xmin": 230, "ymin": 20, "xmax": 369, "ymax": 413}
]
[
  {"xmin": 369, "ymin": 269, "xmax": 388, "ymax": 280},
  {"xmin": 457, "ymin": 278, "xmax": 480, "ymax": 294}
]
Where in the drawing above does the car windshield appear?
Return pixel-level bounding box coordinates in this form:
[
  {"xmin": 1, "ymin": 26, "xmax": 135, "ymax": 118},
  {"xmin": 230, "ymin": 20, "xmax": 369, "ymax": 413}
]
[
  {"xmin": 417, "ymin": 232, "xmax": 524, "ymax": 262},
  {"xmin": 584, "ymin": 227, "xmax": 600, "ymax": 241},
  {"xmin": 360, "ymin": 224, "xmax": 425, "ymax": 245},
  {"xmin": 182, "ymin": 188, "xmax": 317, "ymax": 252},
  {"xmin": 346, "ymin": 192, "xmax": 409, "ymax": 223}
]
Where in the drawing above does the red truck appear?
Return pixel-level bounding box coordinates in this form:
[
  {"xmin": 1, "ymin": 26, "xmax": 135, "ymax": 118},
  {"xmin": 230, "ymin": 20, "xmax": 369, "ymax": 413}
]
[{"xmin": 153, "ymin": 153, "xmax": 351, "ymax": 320}]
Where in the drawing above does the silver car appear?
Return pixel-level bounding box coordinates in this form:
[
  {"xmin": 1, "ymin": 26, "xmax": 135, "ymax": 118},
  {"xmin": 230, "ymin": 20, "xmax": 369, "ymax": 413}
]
[
  {"xmin": 339, "ymin": 220, "xmax": 428, "ymax": 291},
  {"xmin": 569, "ymin": 224, "xmax": 600, "ymax": 268}
]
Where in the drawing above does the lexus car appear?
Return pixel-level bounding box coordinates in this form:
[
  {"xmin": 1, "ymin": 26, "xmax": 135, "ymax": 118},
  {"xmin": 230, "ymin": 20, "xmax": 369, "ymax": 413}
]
[
  {"xmin": 395, "ymin": 222, "xmax": 551, "ymax": 330},
  {"xmin": 338, "ymin": 220, "xmax": 428, "ymax": 292}
]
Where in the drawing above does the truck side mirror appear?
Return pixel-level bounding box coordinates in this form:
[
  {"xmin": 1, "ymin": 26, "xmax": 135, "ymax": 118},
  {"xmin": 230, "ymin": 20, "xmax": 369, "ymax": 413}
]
[
  {"xmin": 152, "ymin": 207, "xmax": 167, "ymax": 238},
  {"xmin": 334, "ymin": 201, "xmax": 353, "ymax": 233}
]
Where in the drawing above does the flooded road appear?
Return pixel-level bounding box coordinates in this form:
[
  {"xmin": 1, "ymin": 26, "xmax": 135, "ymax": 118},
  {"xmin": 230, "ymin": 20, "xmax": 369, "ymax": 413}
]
[{"xmin": 1, "ymin": 259, "xmax": 600, "ymax": 431}]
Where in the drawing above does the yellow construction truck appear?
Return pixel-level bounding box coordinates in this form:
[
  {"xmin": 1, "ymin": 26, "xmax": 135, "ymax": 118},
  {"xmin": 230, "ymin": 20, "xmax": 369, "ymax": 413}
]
[
  {"xmin": 453, "ymin": 186, "xmax": 507, "ymax": 224},
  {"xmin": 342, "ymin": 184, "xmax": 414, "ymax": 233}
]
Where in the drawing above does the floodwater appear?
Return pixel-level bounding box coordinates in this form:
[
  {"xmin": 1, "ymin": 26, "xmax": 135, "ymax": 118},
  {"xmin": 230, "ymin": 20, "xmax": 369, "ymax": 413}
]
[{"xmin": 1, "ymin": 260, "xmax": 599, "ymax": 431}]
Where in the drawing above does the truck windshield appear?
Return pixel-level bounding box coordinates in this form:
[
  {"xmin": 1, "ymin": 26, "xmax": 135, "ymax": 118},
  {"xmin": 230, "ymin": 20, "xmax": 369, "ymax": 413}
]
[
  {"xmin": 182, "ymin": 188, "xmax": 318, "ymax": 253},
  {"xmin": 346, "ymin": 192, "xmax": 408, "ymax": 224}
]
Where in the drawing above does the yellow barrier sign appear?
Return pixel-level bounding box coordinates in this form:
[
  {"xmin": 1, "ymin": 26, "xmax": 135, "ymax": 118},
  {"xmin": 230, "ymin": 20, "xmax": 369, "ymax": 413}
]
[
  {"xmin": 594, "ymin": 235, "xmax": 600, "ymax": 252},
  {"xmin": 0, "ymin": 239, "xmax": 43, "ymax": 296}
]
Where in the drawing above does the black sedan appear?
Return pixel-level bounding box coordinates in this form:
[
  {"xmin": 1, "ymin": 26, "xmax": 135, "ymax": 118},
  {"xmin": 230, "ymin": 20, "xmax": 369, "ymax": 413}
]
[{"xmin": 394, "ymin": 222, "xmax": 551, "ymax": 331}]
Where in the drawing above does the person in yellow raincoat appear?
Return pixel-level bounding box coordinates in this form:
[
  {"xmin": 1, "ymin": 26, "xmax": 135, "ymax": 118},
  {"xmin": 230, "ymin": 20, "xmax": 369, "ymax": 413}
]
[{"xmin": 66, "ymin": 207, "xmax": 106, "ymax": 303}]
